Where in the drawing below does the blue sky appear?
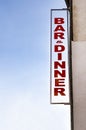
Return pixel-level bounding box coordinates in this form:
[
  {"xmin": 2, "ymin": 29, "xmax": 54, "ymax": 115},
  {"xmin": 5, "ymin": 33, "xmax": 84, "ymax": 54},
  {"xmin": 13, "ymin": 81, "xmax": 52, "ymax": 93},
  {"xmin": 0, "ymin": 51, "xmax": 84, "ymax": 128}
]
[{"xmin": 0, "ymin": 0, "xmax": 71, "ymax": 130}]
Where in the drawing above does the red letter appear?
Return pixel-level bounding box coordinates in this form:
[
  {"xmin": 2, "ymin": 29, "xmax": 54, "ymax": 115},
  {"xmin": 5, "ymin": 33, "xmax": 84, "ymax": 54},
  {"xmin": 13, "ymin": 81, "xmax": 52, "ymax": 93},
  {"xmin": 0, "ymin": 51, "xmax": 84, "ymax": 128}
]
[
  {"xmin": 54, "ymin": 32, "xmax": 65, "ymax": 39},
  {"xmin": 54, "ymin": 45, "xmax": 65, "ymax": 52},
  {"xmin": 57, "ymin": 53, "xmax": 62, "ymax": 60},
  {"xmin": 56, "ymin": 40, "xmax": 63, "ymax": 44},
  {"xmin": 54, "ymin": 25, "xmax": 65, "ymax": 32},
  {"xmin": 54, "ymin": 70, "xmax": 65, "ymax": 77},
  {"xmin": 54, "ymin": 18, "xmax": 64, "ymax": 24},
  {"xmin": 54, "ymin": 88, "xmax": 66, "ymax": 96},
  {"xmin": 54, "ymin": 61, "xmax": 65, "ymax": 69},
  {"xmin": 55, "ymin": 79, "xmax": 65, "ymax": 86}
]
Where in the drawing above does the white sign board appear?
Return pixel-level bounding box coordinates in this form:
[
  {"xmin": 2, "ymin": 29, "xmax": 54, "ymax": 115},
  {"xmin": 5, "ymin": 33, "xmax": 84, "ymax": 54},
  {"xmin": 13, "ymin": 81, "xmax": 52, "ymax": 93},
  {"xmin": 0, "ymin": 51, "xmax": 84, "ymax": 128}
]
[{"xmin": 50, "ymin": 9, "xmax": 70, "ymax": 104}]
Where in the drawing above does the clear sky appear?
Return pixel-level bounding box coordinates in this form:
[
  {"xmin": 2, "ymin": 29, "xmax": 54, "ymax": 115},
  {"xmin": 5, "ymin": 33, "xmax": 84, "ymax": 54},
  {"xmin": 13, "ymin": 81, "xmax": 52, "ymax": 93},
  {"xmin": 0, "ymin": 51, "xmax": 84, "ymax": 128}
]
[{"xmin": 0, "ymin": 0, "xmax": 71, "ymax": 130}]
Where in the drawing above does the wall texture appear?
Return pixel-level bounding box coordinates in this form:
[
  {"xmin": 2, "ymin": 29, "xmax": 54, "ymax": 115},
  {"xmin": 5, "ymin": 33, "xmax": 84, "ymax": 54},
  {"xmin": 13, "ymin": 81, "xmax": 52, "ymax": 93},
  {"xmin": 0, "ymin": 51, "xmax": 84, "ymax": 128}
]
[
  {"xmin": 72, "ymin": 0, "xmax": 86, "ymax": 130},
  {"xmin": 72, "ymin": 42, "xmax": 86, "ymax": 130},
  {"xmin": 73, "ymin": 0, "xmax": 86, "ymax": 41}
]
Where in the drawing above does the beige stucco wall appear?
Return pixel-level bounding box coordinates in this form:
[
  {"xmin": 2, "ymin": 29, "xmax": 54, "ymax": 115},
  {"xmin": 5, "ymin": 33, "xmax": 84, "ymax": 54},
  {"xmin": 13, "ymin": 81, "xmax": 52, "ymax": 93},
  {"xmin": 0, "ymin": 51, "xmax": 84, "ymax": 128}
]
[
  {"xmin": 72, "ymin": 42, "xmax": 86, "ymax": 130},
  {"xmin": 73, "ymin": 0, "xmax": 86, "ymax": 41},
  {"xmin": 72, "ymin": 0, "xmax": 86, "ymax": 130}
]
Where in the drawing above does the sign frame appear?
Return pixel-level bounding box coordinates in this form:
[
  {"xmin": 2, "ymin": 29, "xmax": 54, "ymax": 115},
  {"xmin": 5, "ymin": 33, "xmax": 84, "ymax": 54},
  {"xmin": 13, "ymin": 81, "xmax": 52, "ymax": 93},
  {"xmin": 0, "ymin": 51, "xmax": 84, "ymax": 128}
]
[{"xmin": 50, "ymin": 9, "xmax": 71, "ymax": 104}]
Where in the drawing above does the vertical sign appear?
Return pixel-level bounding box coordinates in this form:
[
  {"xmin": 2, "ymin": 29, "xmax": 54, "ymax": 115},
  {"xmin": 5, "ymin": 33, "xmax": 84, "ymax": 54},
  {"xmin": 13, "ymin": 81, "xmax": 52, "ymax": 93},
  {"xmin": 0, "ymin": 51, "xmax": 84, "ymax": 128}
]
[{"xmin": 50, "ymin": 9, "xmax": 70, "ymax": 104}]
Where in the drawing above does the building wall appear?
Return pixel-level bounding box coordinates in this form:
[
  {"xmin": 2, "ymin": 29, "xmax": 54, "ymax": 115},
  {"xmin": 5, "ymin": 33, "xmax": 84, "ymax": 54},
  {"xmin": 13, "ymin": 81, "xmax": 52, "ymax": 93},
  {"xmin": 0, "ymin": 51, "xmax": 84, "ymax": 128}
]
[
  {"xmin": 73, "ymin": 0, "xmax": 86, "ymax": 41},
  {"xmin": 72, "ymin": 0, "xmax": 86, "ymax": 130},
  {"xmin": 72, "ymin": 42, "xmax": 86, "ymax": 130}
]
